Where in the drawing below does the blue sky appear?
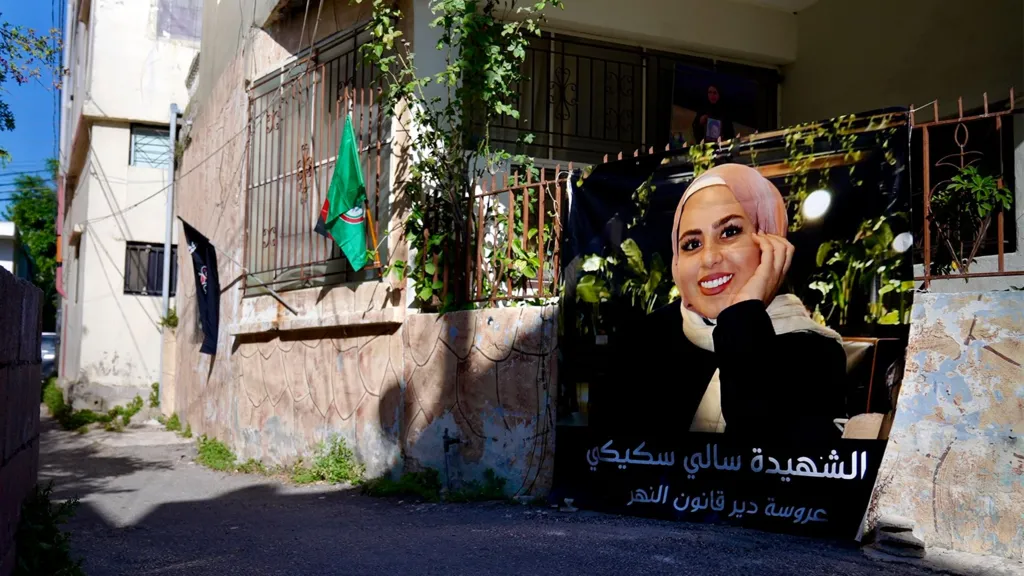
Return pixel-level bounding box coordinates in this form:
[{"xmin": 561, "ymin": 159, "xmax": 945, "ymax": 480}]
[{"xmin": 0, "ymin": 2, "xmax": 61, "ymax": 215}]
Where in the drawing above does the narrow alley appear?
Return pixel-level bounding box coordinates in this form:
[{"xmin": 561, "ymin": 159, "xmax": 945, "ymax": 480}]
[{"xmin": 40, "ymin": 417, "xmax": 948, "ymax": 576}]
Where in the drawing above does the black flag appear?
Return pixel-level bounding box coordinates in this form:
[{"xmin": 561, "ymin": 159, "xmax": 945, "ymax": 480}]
[{"xmin": 180, "ymin": 219, "xmax": 220, "ymax": 355}]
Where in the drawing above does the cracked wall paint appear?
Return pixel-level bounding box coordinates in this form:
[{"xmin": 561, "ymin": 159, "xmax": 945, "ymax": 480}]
[
  {"xmin": 175, "ymin": 303, "xmax": 557, "ymax": 495},
  {"xmin": 868, "ymin": 291, "xmax": 1024, "ymax": 560}
]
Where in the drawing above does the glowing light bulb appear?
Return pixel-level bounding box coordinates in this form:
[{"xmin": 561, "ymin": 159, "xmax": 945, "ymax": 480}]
[
  {"xmin": 892, "ymin": 232, "xmax": 914, "ymax": 253},
  {"xmin": 801, "ymin": 189, "xmax": 832, "ymax": 220}
]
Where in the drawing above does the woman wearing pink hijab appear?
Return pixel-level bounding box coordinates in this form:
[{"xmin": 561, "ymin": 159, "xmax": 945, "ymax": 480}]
[{"xmin": 620, "ymin": 164, "xmax": 847, "ymax": 439}]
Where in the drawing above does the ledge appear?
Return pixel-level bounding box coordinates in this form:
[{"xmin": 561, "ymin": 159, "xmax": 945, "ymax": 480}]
[{"xmin": 229, "ymin": 306, "xmax": 405, "ymax": 336}]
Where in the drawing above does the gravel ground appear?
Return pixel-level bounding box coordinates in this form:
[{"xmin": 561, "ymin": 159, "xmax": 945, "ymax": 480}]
[{"xmin": 40, "ymin": 417, "xmax": 951, "ymax": 576}]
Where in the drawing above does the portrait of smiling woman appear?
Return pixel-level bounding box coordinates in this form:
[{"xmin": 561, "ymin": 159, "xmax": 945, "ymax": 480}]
[{"xmin": 616, "ymin": 163, "xmax": 848, "ymax": 440}]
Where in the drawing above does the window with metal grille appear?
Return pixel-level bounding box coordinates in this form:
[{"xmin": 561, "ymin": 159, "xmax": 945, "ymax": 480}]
[
  {"xmin": 158, "ymin": 0, "xmax": 203, "ymax": 42},
  {"xmin": 489, "ymin": 32, "xmax": 779, "ymax": 165},
  {"xmin": 244, "ymin": 25, "xmax": 388, "ymax": 296},
  {"xmin": 130, "ymin": 125, "xmax": 172, "ymax": 169},
  {"xmin": 124, "ymin": 242, "xmax": 177, "ymax": 296}
]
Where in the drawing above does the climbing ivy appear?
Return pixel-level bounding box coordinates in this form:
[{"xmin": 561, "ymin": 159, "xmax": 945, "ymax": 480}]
[{"xmin": 355, "ymin": 0, "xmax": 563, "ymax": 310}]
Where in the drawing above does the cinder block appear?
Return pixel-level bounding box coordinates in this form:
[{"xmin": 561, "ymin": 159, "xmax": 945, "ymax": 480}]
[
  {"xmin": 17, "ymin": 280, "xmax": 41, "ymax": 364},
  {"xmin": 0, "ymin": 271, "xmax": 12, "ymax": 365},
  {"xmin": 0, "ymin": 367, "xmax": 7, "ymax": 463},
  {"xmin": 20, "ymin": 365, "xmax": 40, "ymax": 448},
  {"xmin": 0, "ymin": 278, "xmax": 23, "ymax": 366},
  {"xmin": 0, "ymin": 541, "xmax": 13, "ymax": 576},
  {"xmin": 1, "ymin": 368, "xmax": 13, "ymax": 463}
]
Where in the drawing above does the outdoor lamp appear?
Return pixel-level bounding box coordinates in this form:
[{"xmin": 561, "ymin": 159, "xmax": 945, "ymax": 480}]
[
  {"xmin": 801, "ymin": 189, "xmax": 832, "ymax": 220},
  {"xmin": 892, "ymin": 232, "xmax": 914, "ymax": 253}
]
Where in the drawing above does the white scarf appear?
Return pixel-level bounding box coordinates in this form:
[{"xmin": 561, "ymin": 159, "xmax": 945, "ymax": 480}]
[{"xmin": 684, "ymin": 294, "xmax": 843, "ymax": 433}]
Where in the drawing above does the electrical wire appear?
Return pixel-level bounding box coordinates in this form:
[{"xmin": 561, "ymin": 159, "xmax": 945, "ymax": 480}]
[
  {"xmin": 68, "ymin": 0, "xmax": 315, "ymax": 226},
  {"xmin": 82, "ymin": 86, "xmax": 287, "ymax": 224}
]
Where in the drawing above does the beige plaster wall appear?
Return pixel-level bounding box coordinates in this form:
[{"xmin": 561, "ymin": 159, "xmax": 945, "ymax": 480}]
[
  {"xmin": 85, "ymin": 0, "xmax": 198, "ymax": 125},
  {"xmin": 175, "ymin": 1, "xmax": 555, "ymax": 491},
  {"xmin": 867, "ymin": 292, "xmax": 1024, "ymax": 559},
  {"xmin": 545, "ymin": 0, "xmax": 797, "ymax": 65},
  {"xmin": 61, "ymin": 123, "xmax": 177, "ymax": 408},
  {"xmin": 782, "ymin": 0, "xmax": 1023, "ymax": 125}
]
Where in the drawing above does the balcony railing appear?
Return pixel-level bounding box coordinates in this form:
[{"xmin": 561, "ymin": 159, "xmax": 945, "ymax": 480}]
[
  {"xmin": 911, "ymin": 91, "xmax": 1021, "ymax": 287},
  {"xmin": 463, "ymin": 167, "xmax": 573, "ymax": 304}
]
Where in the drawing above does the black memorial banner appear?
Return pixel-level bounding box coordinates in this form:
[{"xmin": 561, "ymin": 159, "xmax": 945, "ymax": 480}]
[
  {"xmin": 554, "ymin": 429, "xmax": 884, "ymax": 538},
  {"xmin": 554, "ymin": 108, "xmax": 913, "ymax": 539},
  {"xmin": 180, "ymin": 219, "xmax": 220, "ymax": 355}
]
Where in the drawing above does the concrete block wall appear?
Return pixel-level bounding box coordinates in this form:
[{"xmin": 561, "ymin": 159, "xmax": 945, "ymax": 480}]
[{"xmin": 0, "ymin": 266, "xmax": 43, "ymax": 576}]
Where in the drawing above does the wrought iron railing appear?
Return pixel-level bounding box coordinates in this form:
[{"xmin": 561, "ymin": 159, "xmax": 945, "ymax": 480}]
[
  {"xmin": 489, "ymin": 32, "xmax": 780, "ymax": 165},
  {"xmin": 244, "ymin": 26, "xmax": 388, "ymax": 295},
  {"xmin": 462, "ymin": 166, "xmax": 573, "ymax": 304},
  {"xmin": 911, "ymin": 91, "xmax": 1021, "ymax": 287}
]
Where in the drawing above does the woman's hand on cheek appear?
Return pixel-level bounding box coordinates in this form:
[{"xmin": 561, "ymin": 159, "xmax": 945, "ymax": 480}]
[{"xmin": 730, "ymin": 232, "xmax": 794, "ymax": 307}]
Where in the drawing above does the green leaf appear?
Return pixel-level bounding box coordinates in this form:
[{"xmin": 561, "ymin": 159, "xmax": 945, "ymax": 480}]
[
  {"xmin": 424, "ymin": 262, "xmax": 437, "ymax": 275},
  {"xmin": 432, "ymin": 279, "xmax": 444, "ymax": 290},
  {"xmin": 581, "ymin": 254, "xmax": 604, "ymax": 272},
  {"xmin": 816, "ymin": 242, "xmax": 834, "ymax": 267},
  {"xmin": 418, "ymin": 285, "xmax": 434, "ymax": 302},
  {"xmin": 575, "ymin": 275, "xmax": 602, "ymax": 303},
  {"xmin": 621, "ymin": 238, "xmax": 646, "ymax": 276},
  {"xmin": 878, "ymin": 310, "xmax": 901, "ymax": 325},
  {"xmin": 668, "ymin": 285, "xmax": 680, "ymax": 302}
]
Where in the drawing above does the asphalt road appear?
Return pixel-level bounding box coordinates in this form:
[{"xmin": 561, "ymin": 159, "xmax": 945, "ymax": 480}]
[{"xmin": 40, "ymin": 418, "xmax": 946, "ymax": 576}]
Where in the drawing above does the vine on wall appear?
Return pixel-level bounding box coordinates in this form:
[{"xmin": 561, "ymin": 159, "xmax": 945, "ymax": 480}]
[{"xmin": 355, "ymin": 0, "xmax": 563, "ymax": 310}]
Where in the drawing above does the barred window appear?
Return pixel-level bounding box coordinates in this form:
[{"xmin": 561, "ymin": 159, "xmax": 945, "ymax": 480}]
[
  {"xmin": 124, "ymin": 242, "xmax": 177, "ymax": 296},
  {"xmin": 130, "ymin": 125, "xmax": 172, "ymax": 169},
  {"xmin": 244, "ymin": 25, "xmax": 389, "ymax": 295},
  {"xmin": 490, "ymin": 32, "xmax": 779, "ymax": 165},
  {"xmin": 158, "ymin": 0, "xmax": 203, "ymax": 42}
]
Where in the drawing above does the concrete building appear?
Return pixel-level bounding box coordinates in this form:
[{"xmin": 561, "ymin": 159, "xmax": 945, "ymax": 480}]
[
  {"xmin": 0, "ymin": 221, "xmax": 33, "ymax": 281},
  {"xmin": 167, "ymin": 0, "xmax": 1023, "ymax": 488},
  {"xmin": 57, "ymin": 0, "xmax": 202, "ymax": 409}
]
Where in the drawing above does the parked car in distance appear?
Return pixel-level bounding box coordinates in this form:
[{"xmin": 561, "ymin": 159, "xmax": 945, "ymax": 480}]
[{"xmin": 42, "ymin": 332, "xmax": 57, "ymax": 380}]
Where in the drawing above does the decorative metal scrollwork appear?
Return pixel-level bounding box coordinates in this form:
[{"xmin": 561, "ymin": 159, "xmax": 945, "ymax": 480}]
[
  {"xmin": 296, "ymin": 144, "xmax": 314, "ymax": 204},
  {"xmin": 261, "ymin": 227, "xmax": 277, "ymax": 248},
  {"xmin": 549, "ymin": 67, "xmax": 578, "ymax": 121}
]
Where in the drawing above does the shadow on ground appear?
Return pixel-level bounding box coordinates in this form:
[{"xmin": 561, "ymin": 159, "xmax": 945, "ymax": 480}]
[
  {"xmin": 39, "ymin": 418, "xmax": 178, "ymax": 498},
  {"xmin": 37, "ymin": 415, "xmax": 956, "ymax": 576}
]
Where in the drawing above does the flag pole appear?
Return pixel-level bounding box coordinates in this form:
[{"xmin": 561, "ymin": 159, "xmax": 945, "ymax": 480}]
[
  {"xmin": 365, "ymin": 202, "xmax": 381, "ymax": 268},
  {"xmin": 346, "ymin": 91, "xmax": 380, "ymax": 269}
]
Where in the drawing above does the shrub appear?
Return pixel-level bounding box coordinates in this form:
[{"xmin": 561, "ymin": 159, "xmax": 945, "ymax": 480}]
[
  {"xmin": 363, "ymin": 469, "xmax": 444, "ymax": 502},
  {"xmin": 164, "ymin": 413, "xmax": 181, "ymax": 431},
  {"xmin": 158, "ymin": 307, "xmax": 179, "ymax": 328},
  {"xmin": 196, "ymin": 435, "xmax": 236, "ymax": 471},
  {"xmin": 42, "ymin": 379, "xmax": 68, "ymax": 420},
  {"xmin": 149, "ymin": 382, "xmax": 160, "ymax": 408},
  {"xmin": 236, "ymin": 459, "xmax": 268, "ymax": 475},
  {"xmin": 363, "ymin": 468, "xmax": 509, "ymax": 503},
  {"xmin": 448, "ymin": 469, "xmax": 508, "ymax": 503},
  {"xmin": 42, "ymin": 382, "xmax": 144, "ymax": 433},
  {"xmin": 181, "ymin": 424, "xmax": 192, "ymax": 439},
  {"xmin": 291, "ymin": 437, "xmax": 364, "ymax": 485},
  {"xmin": 14, "ymin": 482, "xmax": 85, "ymax": 576}
]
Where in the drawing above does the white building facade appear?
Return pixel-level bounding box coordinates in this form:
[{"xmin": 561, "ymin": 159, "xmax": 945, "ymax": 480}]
[
  {"xmin": 58, "ymin": 0, "xmax": 201, "ymax": 409},
  {"xmin": 0, "ymin": 221, "xmax": 32, "ymax": 281}
]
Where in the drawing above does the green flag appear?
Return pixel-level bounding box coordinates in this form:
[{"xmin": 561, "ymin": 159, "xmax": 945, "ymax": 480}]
[{"xmin": 325, "ymin": 113, "xmax": 368, "ymax": 270}]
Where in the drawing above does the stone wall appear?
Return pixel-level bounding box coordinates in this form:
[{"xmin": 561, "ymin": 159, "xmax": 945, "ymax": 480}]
[
  {"xmin": 176, "ymin": 305, "xmax": 557, "ymax": 495},
  {"xmin": 867, "ymin": 291, "xmax": 1024, "ymax": 559},
  {"xmin": 0, "ymin": 267, "xmax": 43, "ymax": 576}
]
